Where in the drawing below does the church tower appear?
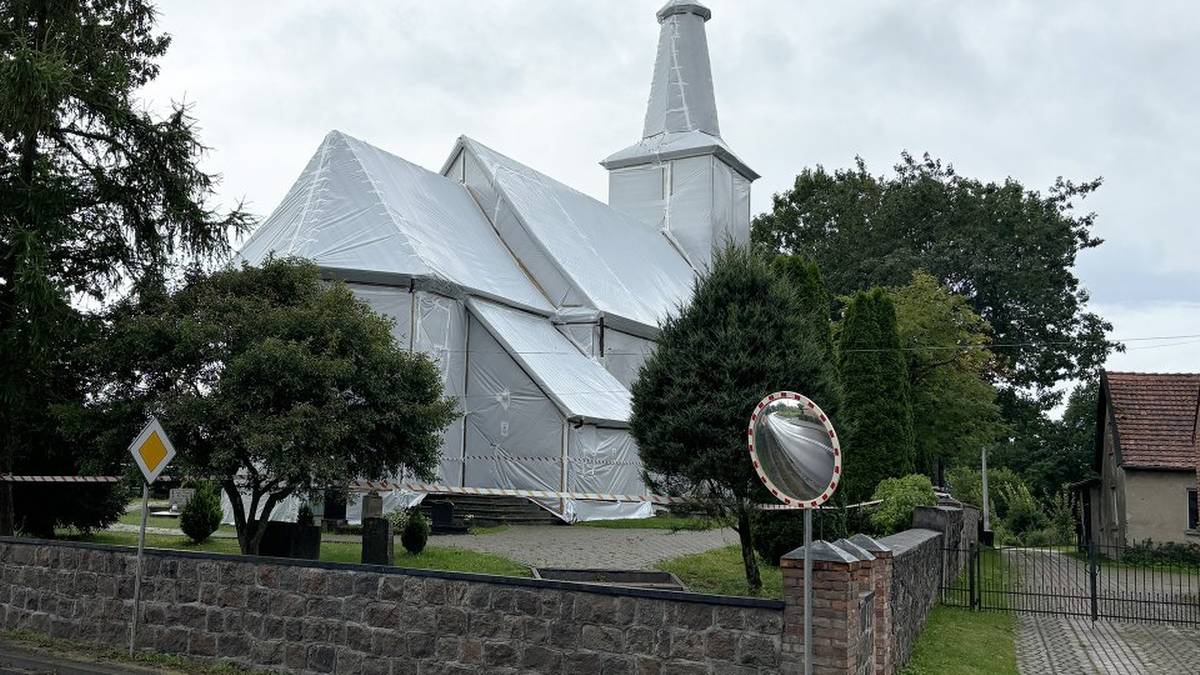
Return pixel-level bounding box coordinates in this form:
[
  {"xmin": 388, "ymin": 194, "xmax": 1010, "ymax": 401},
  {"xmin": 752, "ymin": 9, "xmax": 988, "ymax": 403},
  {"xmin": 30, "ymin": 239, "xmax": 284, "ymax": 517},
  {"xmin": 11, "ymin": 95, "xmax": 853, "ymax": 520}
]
[{"xmin": 602, "ymin": 0, "xmax": 758, "ymax": 271}]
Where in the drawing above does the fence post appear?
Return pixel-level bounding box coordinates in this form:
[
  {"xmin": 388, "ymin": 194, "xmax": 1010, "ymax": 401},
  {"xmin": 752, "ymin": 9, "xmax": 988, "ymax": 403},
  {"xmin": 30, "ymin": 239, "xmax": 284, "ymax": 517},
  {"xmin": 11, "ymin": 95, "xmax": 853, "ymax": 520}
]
[
  {"xmin": 969, "ymin": 542, "xmax": 979, "ymax": 610},
  {"xmin": 1088, "ymin": 540, "xmax": 1099, "ymax": 622}
]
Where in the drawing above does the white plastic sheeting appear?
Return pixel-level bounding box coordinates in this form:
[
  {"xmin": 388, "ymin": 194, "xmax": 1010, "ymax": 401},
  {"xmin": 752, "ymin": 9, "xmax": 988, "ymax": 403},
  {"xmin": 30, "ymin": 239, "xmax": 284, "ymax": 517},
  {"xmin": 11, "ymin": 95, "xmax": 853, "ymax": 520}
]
[
  {"xmin": 565, "ymin": 425, "xmax": 652, "ymax": 522},
  {"xmin": 348, "ymin": 283, "xmax": 414, "ymax": 350},
  {"xmin": 644, "ymin": 0, "xmax": 719, "ymax": 139},
  {"xmin": 468, "ymin": 299, "xmax": 630, "ymax": 425},
  {"xmin": 462, "ymin": 310, "xmax": 564, "ymax": 492},
  {"xmin": 451, "ymin": 138, "xmax": 694, "ymax": 333},
  {"xmin": 412, "ymin": 291, "xmax": 469, "ymax": 486},
  {"xmin": 239, "ymin": 130, "xmax": 551, "ymax": 314},
  {"xmin": 602, "ymin": 328, "xmax": 657, "ymax": 390},
  {"xmin": 220, "ymin": 490, "xmax": 425, "ymax": 526}
]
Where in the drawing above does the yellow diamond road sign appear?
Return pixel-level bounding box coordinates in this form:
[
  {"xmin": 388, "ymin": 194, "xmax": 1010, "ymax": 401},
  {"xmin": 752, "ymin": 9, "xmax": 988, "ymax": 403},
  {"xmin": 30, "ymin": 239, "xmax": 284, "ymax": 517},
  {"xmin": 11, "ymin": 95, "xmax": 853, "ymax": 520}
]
[{"xmin": 129, "ymin": 417, "xmax": 176, "ymax": 484}]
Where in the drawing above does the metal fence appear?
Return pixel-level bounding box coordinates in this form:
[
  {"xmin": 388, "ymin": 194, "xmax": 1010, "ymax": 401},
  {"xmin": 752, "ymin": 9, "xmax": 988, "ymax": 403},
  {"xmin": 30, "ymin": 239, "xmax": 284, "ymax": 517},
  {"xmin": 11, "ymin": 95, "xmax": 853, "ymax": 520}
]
[{"xmin": 941, "ymin": 542, "xmax": 1200, "ymax": 625}]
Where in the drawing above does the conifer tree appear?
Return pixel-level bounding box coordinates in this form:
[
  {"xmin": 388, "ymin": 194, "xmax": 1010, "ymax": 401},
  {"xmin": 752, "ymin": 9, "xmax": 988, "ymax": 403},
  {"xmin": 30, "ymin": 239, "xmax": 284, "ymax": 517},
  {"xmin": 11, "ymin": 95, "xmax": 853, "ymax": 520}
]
[
  {"xmin": 631, "ymin": 246, "xmax": 837, "ymax": 590},
  {"xmin": 0, "ymin": 1, "xmax": 248, "ymax": 533},
  {"xmin": 837, "ymin": 289, "xmax": 915, "ymax": 502}
]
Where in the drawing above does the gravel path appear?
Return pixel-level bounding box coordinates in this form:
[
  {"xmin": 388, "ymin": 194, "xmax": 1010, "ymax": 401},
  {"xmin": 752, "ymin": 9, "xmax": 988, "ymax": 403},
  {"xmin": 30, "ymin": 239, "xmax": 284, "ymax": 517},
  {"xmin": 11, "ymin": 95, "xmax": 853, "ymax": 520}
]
[{"xmin": 429, "ymin": 525, "xmax": 738, "ymax": 569}]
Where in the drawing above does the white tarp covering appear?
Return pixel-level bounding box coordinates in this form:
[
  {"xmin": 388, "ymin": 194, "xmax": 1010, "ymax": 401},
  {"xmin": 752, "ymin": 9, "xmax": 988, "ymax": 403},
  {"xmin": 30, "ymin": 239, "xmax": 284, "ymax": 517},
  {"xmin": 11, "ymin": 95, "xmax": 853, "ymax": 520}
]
[
  {"xmin": 454, "ymin": 138, "xmax": 694, "ymax": 332},
  {"xmin": 565, "ymin": 425, "xmax": 652, "ymax": 521},
  {"xmin": 239, "ymin": 130, "xmax": 551, "ymax": 314},
  {"xmin": 412, "ymin": 291, "xmax": 468, "ymax": 486},
  {"xmin": 468, "ymin": 298, "xmax": 631, "ymax": 425},
  {"xmin": 462, "ymin": 311, "xmax": 564, "ymax": 492},
  {"xmin": 221, "ymin": 489, "xmax": 425, "ymax": 526},
  {"xmin": 602, "ymin": 327, "xmax": 657, "ymax": 390}
]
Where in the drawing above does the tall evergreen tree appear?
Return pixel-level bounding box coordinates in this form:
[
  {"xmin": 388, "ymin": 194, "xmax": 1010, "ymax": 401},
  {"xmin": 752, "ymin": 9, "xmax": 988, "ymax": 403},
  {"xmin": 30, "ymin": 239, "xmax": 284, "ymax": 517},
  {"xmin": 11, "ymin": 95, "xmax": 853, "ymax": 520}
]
[
  {"xmin": 771, "ymin": 255, "xmax": 836, "ymax": 367},
  {"xmin": 0, "ymin": 1, "xmax": 248, "ymax": 533},
  {"xmin": 837, "ymin": 288, "xmax": 915, "ymax": 502},
  {"xmin": 631, "ymin": 246, "xmax": 837, "ymax": 590}
]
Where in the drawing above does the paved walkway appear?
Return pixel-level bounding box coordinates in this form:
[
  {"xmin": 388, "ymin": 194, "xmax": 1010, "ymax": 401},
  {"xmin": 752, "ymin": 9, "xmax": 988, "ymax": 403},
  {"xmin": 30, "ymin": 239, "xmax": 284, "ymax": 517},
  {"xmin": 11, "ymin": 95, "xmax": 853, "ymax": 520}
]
[
  {"xmin": 1006, "ymin": 548, "xmax": 1200, "ymax": 674},
  {"xmin": 1017, "ymin": 615, "xmax": 1200, "ymax": 674}
]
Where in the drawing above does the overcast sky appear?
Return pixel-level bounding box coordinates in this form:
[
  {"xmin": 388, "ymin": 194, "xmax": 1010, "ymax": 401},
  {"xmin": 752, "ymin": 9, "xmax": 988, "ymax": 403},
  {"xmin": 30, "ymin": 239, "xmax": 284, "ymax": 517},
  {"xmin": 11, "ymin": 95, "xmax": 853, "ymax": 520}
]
[{"xmin": 141, "ymin": 0, "xmax": 1200, "ymax": 373}]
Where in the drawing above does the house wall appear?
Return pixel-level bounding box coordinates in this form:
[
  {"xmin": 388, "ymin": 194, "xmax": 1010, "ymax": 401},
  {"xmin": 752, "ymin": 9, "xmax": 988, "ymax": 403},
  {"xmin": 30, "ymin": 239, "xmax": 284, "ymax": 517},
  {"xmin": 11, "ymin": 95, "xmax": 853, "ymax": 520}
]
[
  {"xmin": 1095, "ymin": 419, "xmax": 1127, "ymax": 548},
  {"xmin": 1123, "ymin": 470, "xmax": 1198, "ymax": 545}
]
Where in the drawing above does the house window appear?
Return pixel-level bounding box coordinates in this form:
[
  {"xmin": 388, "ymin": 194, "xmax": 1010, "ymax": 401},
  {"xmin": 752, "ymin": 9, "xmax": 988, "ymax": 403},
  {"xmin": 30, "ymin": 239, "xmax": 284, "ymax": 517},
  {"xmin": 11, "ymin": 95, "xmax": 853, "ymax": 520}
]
[{"xmin": 1189, "ymin": 488, "xmax": 1198, "ymax": 531}]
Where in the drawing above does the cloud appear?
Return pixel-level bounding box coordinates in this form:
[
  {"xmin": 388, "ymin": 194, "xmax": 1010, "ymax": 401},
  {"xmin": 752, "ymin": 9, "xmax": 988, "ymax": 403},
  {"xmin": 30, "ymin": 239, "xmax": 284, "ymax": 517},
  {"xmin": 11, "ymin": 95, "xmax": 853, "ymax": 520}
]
[{"xmin": 143, "ymin": 0, "xmax": 1199, "ymax": 317}]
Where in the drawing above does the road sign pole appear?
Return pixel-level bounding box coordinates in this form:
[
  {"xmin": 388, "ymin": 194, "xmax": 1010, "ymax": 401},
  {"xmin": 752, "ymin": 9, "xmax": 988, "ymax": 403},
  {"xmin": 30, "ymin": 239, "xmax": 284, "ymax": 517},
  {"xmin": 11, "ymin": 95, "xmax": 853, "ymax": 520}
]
[
  {"xmin": 129, "ymin": 480, "xmax": 149, "ymax": 656},
  {"xmin": 803, "ymin": 507, "xmax": 812, "ymax": 675}
]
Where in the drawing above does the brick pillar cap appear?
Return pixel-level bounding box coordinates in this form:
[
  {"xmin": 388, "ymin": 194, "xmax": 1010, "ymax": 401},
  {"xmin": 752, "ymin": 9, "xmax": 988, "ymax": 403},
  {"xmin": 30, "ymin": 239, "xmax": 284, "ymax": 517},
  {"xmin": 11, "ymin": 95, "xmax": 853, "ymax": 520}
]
[
  {"xmin": 832, "ymin": 538, "xmax": 875, "ymax": 561},
  {"xmin": 848, "ymin": 533, "xmax": 892, "ymax": 557},
  {"xmin": 781, "ymin": 539, "xmax": 858, "ymax": 564}
]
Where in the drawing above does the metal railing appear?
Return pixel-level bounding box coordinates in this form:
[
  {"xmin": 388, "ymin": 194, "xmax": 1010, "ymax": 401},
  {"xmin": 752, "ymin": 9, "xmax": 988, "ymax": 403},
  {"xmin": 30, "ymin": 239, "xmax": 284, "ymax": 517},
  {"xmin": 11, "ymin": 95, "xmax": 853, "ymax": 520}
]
[{"xmin": 941, "ymin": 542, "xmax": 1200, "ymax": 625}]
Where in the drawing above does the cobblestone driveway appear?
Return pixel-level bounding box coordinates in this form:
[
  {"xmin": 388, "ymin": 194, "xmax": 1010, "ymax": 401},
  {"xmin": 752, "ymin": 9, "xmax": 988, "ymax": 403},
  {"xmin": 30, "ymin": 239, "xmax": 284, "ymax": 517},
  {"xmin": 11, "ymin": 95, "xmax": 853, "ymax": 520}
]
[
  {"xmin": 1007, "ymin": 548, "xmax": 1200, "ymax": 674},
  {"xmin": 430, "ymin": 525, "xmax": 738, "ymax": 569}
]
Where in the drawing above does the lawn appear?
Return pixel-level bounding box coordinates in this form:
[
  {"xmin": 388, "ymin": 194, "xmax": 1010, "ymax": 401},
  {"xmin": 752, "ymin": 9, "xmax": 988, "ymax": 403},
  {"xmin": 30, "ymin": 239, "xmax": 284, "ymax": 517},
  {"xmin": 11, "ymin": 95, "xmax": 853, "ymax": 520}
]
[
  {"xmin": 117, "ymin": 504, "xmax": 237, "ymax": 534},
  {"xmin": 579, "ymin": 515, "xmax": 726, "ymax": 531},
  {"xmin": 901, "ymin": 606, "xmax": 1017, "ymax": 675},
  {"xmin": 656, "ymin": 545, "xmax": 782, "ymax": 598},
  {"xmin": 70, "ymin": 530, "xmax": 531, "ymax": 578}
]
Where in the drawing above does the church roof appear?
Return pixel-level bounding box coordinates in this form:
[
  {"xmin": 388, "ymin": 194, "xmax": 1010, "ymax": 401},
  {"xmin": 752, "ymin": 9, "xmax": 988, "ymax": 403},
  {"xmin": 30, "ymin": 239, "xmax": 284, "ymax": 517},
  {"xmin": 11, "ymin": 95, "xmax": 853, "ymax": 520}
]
[
  {"xmin": 238, "ymin": 130, "xmax": 552, "ymax": 314},
  {"xmin": 450, "ymin": 136, "xmax": 696, "ymax": 334}
]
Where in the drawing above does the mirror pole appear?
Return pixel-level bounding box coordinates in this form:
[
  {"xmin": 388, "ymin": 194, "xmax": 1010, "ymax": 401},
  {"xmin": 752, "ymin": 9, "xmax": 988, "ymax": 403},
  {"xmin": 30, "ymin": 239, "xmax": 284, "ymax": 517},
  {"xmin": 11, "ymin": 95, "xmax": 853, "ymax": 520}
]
[{"xmin": 803, "ymin": 507, "xmax": 812, "ymax": 675}]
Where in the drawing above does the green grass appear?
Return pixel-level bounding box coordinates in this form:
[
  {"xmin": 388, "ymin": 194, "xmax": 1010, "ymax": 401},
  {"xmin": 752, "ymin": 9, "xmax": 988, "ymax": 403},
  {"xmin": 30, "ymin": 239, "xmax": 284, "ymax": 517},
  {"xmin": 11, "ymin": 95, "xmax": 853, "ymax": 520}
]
[
  {"xmin": 117, "ymin": 505, "xmax": 237, "ymax": 534},
  {"xmin": 655, "ymin": 545, "xmax": 782, "ymax": 598},
  {"xmin": 579, "ymin": 515, "xmax": 726, "ymax": 531},
  {"xmin": 901, "ymin": 606, "xmax": 1017, "ymax": 675},
  {"xmin": 3, "ymin": 629, "xmax": 263, "ymax": 673},
  {"xmin": 67, "ymin": 530, "xmax": 530, "ymax": 577}
]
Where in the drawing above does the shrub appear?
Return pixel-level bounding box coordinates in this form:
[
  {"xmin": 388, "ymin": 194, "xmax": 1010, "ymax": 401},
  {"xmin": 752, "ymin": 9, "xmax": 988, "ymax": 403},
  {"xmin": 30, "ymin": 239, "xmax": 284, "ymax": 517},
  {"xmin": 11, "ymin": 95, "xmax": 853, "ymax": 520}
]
[
  {"xmin": 297, "ymin": 503, "xmax": 314, "ymax": 526},
  {"xmin": 946, "ymin": 465, "xmax": 1026, "ymax": 519},
  {"xmin": 869, "ymin": 474, "xmax": 937, "ymax": 534},
  {"xmin": 1125, "ymin": 540, "xmax": 1200, "ymax": 566},
  {"xmin": 1047, "ymin": 490, "xmax": 1076, "ymax": 543},
  {"xmin": 999, "ymin": 482, "xmax": 1045, "ymax": 536},
  {"xmin": 401, "ymin": 509, "xmax": 430, "ymax": 555},
  {"xmin": 179, "ymin": 482, "xmax": 223, "ymax": 544},
  {"xmin": 751, "ymin": 510, "xmax": 807, "ymax": 565}
]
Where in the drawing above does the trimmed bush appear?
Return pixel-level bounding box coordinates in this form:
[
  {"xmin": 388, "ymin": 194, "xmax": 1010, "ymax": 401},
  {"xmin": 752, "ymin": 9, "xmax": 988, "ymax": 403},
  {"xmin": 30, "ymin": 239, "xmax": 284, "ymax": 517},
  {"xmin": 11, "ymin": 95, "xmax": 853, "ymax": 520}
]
[
  {"xmin": 401, "ymin": 509, "xmax": 430, "ymax": 555},
  {"xmin": 869, "ymin": 474, "xmax": 936, "ymax": 534},
  {"xmin": 179, "ymin": 482, "xmax": 223, "ymax": 544},
  {"xmin": 751, "ymin": 510, "xmax": 807, "ymax": 565}
]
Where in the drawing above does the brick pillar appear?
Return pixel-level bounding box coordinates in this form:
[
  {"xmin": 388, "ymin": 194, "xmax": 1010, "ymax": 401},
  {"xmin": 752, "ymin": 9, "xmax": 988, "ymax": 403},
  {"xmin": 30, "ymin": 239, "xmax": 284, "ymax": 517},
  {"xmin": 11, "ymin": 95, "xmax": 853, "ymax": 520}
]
[
  {"xmin": 850, "ymin": 534, "xmax": 894, "ymax": 675},
  {"xmin": 781, "ymin": 540, "xmax": 876, "ymax": 674}
]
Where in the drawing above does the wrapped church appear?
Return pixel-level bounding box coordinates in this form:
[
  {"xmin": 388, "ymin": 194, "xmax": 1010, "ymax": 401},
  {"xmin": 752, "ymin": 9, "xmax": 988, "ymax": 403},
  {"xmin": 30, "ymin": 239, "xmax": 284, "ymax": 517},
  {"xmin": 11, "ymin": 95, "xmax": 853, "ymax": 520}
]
[{"xmin": 238, "ymin": 0, "xmax": 757, "ymax": 521}]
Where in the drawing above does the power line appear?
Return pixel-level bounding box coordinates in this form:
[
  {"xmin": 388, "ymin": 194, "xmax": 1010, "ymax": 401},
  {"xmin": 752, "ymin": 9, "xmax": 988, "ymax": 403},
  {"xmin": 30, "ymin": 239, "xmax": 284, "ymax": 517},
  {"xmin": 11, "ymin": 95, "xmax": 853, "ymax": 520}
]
[{"xmin": 842, "ymin": 333, "xmax": 1200, "ymax": 354}]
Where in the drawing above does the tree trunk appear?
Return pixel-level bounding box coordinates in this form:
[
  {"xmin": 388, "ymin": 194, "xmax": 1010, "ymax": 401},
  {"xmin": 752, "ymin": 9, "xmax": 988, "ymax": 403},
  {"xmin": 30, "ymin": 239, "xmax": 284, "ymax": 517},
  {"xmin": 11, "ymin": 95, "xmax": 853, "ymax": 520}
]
[{"xmin": 735, "ymin": 506, "xmax": 762, "ymax": 591}]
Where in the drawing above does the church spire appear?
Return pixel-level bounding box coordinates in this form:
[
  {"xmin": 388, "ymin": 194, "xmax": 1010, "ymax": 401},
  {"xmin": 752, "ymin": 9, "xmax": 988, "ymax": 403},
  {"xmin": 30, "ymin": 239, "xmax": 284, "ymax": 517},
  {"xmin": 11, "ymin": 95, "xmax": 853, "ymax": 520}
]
[{"xmin": 642, "ymin": 0, "xmax": 720, "ymax": 139}]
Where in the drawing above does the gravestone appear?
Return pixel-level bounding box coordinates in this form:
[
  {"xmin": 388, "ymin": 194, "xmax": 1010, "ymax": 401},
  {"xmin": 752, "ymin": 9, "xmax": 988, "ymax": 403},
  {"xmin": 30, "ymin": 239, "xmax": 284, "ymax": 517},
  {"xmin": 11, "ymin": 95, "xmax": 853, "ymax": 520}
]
[{"xmin": 361, "ymin": 518, "xmax": 393, "ymax": 565}]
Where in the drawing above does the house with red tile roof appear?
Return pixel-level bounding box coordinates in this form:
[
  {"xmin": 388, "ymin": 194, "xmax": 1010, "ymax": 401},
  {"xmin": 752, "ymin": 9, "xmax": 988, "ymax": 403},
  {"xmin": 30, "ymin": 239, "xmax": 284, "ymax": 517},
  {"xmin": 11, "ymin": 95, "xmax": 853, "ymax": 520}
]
[{"xmin": 1081, "ymin": 371, "xmax": 1200, "ymax": 548}]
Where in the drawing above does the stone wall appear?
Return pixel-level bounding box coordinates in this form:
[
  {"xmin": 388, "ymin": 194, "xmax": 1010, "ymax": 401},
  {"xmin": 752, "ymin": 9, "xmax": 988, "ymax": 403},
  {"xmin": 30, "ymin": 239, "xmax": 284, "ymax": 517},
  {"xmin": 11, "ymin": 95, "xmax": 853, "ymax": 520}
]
[
  {"xmin": 877, "ymin": 529, "xmax": 941, "ymax": 671},
  {"xmin": 0, "ymin": 537, "xmax": 785, "ymax": 675}
]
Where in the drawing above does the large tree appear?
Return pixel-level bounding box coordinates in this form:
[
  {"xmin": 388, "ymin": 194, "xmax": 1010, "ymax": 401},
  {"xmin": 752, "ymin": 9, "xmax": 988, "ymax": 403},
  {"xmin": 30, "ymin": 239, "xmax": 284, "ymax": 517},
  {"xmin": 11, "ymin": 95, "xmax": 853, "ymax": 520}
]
[
  {"xmin": 752, "ymin": 153, "xmax": 1117, "ymax": 415},
  {"xmin": 82, "ymin": 259, "xmax": 459, "ymax": 554},
  {"xmin": 631, "ymin": 245, "xmax": 838, "ymax": 590},
  {"xmin": 836, "ymin": 288, "xmax": 915, "ymax": 502},
  {"xmin": 0, "ymin": 0, "xmax": 248, "ymax": 533},
  {"xmin": 886, "ymin": 272, "xmax": 1005, "ymax": 480}
]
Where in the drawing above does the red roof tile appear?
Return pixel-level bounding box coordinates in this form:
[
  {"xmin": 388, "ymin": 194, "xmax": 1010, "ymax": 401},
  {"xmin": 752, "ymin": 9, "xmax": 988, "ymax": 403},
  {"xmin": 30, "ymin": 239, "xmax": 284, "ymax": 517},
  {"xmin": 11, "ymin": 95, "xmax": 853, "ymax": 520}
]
[{"xmin": 1105, "ymin": 371, "xmax": 1200, "ymax": 471}]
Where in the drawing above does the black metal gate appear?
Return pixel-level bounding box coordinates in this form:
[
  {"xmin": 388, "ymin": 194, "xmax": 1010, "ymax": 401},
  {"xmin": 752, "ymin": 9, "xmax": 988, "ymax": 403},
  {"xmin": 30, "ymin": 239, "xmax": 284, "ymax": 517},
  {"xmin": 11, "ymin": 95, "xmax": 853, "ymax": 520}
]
[{"xmin": 941, "ymin": 542, "xmax": 1200, "ymax": 625}]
